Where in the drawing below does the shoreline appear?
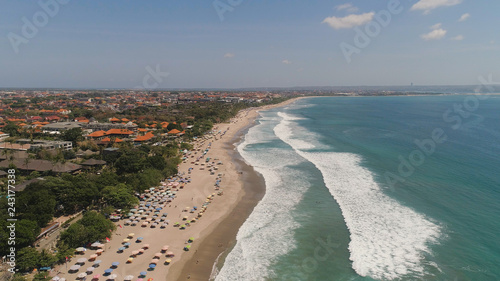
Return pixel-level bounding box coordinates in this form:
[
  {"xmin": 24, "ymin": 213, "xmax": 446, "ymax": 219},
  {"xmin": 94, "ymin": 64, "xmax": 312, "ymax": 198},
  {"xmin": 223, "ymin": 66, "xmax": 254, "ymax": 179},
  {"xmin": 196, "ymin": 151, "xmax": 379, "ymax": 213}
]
[
  {"xmin": 48, "ymin": 97, "xmax": 303, "ymax": 281},
  {"xmin": 171, "ymin": 97, "xmax": 303, "ymax": 280}
]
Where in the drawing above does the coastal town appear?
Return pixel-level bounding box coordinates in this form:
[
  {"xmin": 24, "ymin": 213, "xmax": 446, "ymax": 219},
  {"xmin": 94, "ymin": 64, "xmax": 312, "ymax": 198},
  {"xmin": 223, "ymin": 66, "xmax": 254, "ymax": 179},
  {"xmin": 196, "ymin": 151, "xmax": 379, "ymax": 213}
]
[{"xmin": 0, "ymin": 88, "xmax": 299, "ymax": 281}]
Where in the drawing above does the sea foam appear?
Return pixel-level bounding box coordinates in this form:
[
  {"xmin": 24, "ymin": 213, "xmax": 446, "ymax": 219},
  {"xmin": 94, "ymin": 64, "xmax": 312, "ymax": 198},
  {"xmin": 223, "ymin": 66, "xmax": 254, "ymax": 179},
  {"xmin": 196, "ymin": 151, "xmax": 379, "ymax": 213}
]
[
  {"xmin": 215, "ymin": 113, "xmax": 311, "ymax": 281},
  {"xmin": 274, "ymin": 112, "xmax": 442, "ymax": 280}
]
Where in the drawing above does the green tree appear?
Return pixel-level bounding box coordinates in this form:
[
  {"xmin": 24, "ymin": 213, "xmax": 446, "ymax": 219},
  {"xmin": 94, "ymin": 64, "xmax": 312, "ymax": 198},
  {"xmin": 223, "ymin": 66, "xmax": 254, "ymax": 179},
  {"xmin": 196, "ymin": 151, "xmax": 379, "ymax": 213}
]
[
  {"xmin": 101, "ymin": 183, "xmax": 138, "ymax": 209},
  {"xmin": 114, "ymin": 149, "xmax": 146, "ymax": 174},
  {"xmin": 17, "ymin": 187, "xmax": 56, "ymax": 228},
  {"xmin": 166, "ymin": 123, "xmax": 183, "ymax": 131},
  {"xmin": 16, "ymin": 247, "xmax": 40, "ymax": 272},
  {"xmin": 61, "ymin": 128, "xmax": 83, "ymax": 146},
  {"xmin": 33, "ymin": 272, "xmax": 51, "ymax": 281},
  {"xmin": 38, "ymin": 249, "xmax": 57, "ymax": 267},
  {"xmin": 146, "ymin": 155, "xmax": 167, "ymax": 170},
  {"xmin": 180, "ymin": 142, "xmax": 193, "ymax": 151},
  {"xmin": 91, "ymin": 171, "xmax": 119, "ymax": 191},
  {"xmin": 59, "ymin": 223, "xmax": 86, "ymax": 248},
  {"xmin": 2, "ymin": 122, "xmax": 19, "ymax": 137},
  {"xmin": 16, "ymin": 220, "xmax": 40, "ymax": 249},
  {"xmin": 55, "ymin": 242, "xmax": 74, "ymax": 263},
  {"xmin": 60, "ymin": 211, "xmax": 115, "ymax": 248}
]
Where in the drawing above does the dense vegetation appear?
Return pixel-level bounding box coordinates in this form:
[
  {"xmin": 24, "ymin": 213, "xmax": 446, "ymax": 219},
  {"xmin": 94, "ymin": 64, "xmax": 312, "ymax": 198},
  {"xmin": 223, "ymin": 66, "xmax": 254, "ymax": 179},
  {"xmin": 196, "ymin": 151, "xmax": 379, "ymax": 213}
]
[{"xmin": 59, "ymin": 211, "xmax": 115, "ymax": 248}]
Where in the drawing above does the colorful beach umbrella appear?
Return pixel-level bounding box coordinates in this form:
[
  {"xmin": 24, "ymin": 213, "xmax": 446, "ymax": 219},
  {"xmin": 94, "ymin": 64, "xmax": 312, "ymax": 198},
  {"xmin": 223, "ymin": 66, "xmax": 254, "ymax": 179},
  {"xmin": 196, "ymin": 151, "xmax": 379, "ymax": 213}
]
[{"xmin": 139, "ymin": 271, "xmax": 147, "ymax": 276}]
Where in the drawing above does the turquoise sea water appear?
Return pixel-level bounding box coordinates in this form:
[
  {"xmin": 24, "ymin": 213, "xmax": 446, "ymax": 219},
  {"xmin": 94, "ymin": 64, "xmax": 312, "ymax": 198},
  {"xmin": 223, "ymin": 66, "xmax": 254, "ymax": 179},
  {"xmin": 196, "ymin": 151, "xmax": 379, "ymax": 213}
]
[{"xmin": 216, "ymin": 96, "xmax": 500, "ymax": 281}]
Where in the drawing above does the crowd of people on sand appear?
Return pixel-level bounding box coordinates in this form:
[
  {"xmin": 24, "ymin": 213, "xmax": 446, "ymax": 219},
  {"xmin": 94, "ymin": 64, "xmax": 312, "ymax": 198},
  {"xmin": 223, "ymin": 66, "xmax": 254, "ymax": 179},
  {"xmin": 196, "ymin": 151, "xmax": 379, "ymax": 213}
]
[{"xmin": 51, "ymin": 124, "xmax": 236, "ymax": 281}]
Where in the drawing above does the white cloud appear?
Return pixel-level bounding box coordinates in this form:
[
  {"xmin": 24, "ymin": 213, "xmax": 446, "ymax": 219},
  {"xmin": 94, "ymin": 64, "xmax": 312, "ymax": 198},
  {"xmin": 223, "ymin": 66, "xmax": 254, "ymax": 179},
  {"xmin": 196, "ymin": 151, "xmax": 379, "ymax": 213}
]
[
  {"xmin": 282, "ymin": 59, "xmax": 292, "ymax": 64},
  {"xmin": 458, "ymin": 13, "xmax": 470, "ymax": 22},
  {"xmin": 431, "ymin": 23, "xmax": 442, "ymax": 29},
  {"xmin": 421, "ymin": 28, "xmax": 447, "ymax": 40},
  {"xmin": 336, "ymin": 3, "xmax": 359, "ymax": 13},
  {"xmin": 322, "ymin": 12, "xmax": 375, "ymax": 30},
  {"xmin": 451, "ymin": 35, "xmax": 464, "ymax": 40},
  {"xmin": 411, "ymin": 0, "xmax": 462, "ymax": 14},
  {"xmin": 224, "ymin": 53, "xmax": 235, "ymax": 58}
]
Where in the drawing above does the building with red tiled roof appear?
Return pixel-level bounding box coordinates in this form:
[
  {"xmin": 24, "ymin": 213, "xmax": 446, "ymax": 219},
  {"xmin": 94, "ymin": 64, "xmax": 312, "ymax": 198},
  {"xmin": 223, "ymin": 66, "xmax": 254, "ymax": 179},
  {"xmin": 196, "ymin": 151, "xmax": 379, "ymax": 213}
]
[
  {"xmin": 88, "ymin": 130, "xmax": 107, "ymax": 138},
  {"xmin": 110, "ymin": 117, "xmax": 120, "ymax": 122},
  {"xmin": 106, "ymin": 129, "xmax": 134, "ymax": 136},
  {"xmin": 45, "ymin": 115, "xmax": 61, "ymax": 122},
  {"xmin": 134, "ymin": 132, "xmax": 155, "ymax": 142},
  {"xmin": 30, "ymin": 116, "xmax": 43, "ymax": 121},
  {"xmin": 167, "ymin": 129, "xmax": 181, "ymax": 135},
  {"xmin": 75, "ymin": 117, "xmax": 89, "ymax": 123}
]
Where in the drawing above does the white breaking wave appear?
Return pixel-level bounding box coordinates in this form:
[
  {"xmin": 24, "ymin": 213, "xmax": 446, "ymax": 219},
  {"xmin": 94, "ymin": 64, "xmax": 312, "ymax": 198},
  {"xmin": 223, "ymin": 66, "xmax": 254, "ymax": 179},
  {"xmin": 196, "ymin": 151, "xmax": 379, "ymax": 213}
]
[
  {"xmin": 274, "ymin": 112, "xmax": 442, "ymax": 280},
  {"xmin": 215, "ymin": 113, "xmax": 311, "ymax": 281}
]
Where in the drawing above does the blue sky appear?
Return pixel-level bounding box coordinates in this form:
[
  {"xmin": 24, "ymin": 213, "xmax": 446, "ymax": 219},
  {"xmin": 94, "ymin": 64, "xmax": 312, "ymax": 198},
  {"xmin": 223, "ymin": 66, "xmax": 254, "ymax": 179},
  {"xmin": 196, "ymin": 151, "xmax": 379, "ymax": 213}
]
[{"xmin": 0, "ymin": 0, "xmax": 498, "ymax": 88}]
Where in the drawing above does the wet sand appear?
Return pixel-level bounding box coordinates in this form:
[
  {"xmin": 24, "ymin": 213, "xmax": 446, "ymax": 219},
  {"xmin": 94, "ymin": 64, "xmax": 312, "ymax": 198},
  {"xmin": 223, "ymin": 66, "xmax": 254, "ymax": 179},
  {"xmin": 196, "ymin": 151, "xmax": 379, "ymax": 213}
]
[{"xmin": 172, "ymin": 97, "xmax": 304, "ymax": 281}]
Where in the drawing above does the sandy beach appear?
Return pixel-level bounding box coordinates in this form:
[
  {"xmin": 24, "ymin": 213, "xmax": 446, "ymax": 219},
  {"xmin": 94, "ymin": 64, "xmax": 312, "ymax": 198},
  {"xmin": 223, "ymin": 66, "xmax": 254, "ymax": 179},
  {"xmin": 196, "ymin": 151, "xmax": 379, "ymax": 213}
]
[{"xmin": 52, "ymin": 98, "xmax": 301, "ymax": 281}]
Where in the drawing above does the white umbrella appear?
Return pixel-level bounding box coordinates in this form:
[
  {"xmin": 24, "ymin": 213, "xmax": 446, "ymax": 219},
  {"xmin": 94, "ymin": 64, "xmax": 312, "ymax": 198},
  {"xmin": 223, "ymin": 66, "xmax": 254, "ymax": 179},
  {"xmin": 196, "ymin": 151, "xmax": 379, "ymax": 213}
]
[
  {"xmin": 124, "ymin": 275, "xmax": 134, "ymax": 281},
  {"xmin": 77, "ymin": 273, "xmax": 87, "ymax": 279},
  {"xmin": 51, "ymin": 276, "xmax": 60, "ymax": 281},
  {"xmin": 107, "ymin": 274, "xmax": 117, "ymax": 280}
]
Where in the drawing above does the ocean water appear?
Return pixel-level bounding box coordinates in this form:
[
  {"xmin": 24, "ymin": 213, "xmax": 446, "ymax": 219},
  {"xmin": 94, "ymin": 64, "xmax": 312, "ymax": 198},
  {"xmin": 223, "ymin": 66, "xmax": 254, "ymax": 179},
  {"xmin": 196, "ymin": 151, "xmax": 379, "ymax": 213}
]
[{"xmin": 216, "ymin": 96, "xmax": 500, "ymax": 281}]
